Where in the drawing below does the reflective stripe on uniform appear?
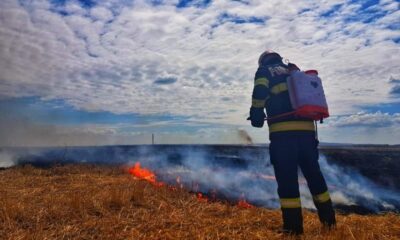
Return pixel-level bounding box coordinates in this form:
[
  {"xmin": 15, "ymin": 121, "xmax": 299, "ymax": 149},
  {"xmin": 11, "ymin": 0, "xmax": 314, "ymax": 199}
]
[
  {"xmin": 313, "ymin": 191, "xmax": 331, "ymax": 203},
  {"xmin": 280, "ymin": 198, "xmax": 301, "ymax": 208},
  {"xmin": 252, "ymin": 98, "xmax": 266, "ymax": 108},
  {"xmin": 269, "ymin": 121, "xmax": 315, "ymax": 133},
  {"xmin": 255, "ymin": 77, "xmax": 269, "ymax": 87},
  {"xmin": 270, "ymin": 82, "xmax": 288, "ymax": 94}
]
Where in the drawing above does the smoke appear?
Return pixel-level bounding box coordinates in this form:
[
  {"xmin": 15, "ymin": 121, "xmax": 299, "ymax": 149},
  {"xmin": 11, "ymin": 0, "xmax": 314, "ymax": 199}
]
[
  {"xmin": 237, "ymin": 129, "xmax": 253, "ymax": 144},
  {"xmin": 132, "ymin": 147, "xmax": 400, "ymax": 213},
  {"xmin": 0, "ymin": 116, "xmax": 149, "ymax": 147},
  {"xmin": 3, "ymin": 145, "xmax": 400, "ymax": 213},
  {"xmin": 128, "ymin": 146, "xmax": 400, "ymax": 213},
  {"xmin": 140, "ymin": 147, "xmax": 278, "ymax": 207},
  {"xmin": 0, "ymin": 150, "xmax": 17, "ymax": 168},
  {"xmin": 318, "ymin": 156, "xmax": 399, "ymax": 212}
]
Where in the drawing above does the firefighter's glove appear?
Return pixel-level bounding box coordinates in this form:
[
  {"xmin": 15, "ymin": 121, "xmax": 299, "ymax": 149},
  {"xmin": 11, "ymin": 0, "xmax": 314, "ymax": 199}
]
[
  {"xmin": 288, "ymin": 63, "xmax": 300, "ymax": 72},
  {"xmin": 249, "ymin": 107, "xmax": 266, "ymax": 128}
]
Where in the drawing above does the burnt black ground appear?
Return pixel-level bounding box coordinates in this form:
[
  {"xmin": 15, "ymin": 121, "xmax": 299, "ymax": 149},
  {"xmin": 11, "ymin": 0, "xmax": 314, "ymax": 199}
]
[{"xmin": 321, "ymin": 146, "xmax": 400, "ymax": 191}]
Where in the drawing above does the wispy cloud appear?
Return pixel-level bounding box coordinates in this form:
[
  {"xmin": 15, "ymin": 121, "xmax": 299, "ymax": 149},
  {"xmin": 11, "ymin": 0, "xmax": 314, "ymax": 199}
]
[{"xmin": 328, "ymin": 111, "xmax": 400, "ymax": 128}]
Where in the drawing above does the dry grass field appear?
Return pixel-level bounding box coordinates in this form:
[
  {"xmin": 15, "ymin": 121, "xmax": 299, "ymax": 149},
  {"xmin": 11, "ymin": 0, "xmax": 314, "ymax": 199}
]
[{"xmin": 0, "ymin": 164, "xmax": 399, "ymax": 240}]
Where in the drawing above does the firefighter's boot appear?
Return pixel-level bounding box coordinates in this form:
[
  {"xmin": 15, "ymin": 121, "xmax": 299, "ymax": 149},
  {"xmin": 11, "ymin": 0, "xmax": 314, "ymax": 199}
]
[
  {"xmin": 281, "ymin": 208, "xmax": 304, "ymax": 235},
  {"xmin": 315, "ymin": 199, "xmax": 336, "ymax": 228}
]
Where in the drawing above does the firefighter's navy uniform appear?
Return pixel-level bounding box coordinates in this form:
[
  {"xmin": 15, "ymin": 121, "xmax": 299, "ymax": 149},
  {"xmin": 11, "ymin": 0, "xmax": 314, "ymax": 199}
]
[{"xmin": 249, "ymin": 52, "xmax": 336, "ymax": 234}]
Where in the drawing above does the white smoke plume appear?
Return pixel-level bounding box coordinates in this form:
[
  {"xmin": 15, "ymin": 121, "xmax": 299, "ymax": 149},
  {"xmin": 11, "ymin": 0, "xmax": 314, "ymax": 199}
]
[
  {"xmin": 2, "ymin": 145, "xmax": 399, "ymax": 213},
  {"xmin": 0, "ymin": 150, "xmax": 17, "ymax": 168},
  {"xmin": 237, "ymin": 129, "xmax": 253, "ymax": 145},
  {"xmin": 130, "ymin": 146, "xmax": 400, "ymax": 213}
]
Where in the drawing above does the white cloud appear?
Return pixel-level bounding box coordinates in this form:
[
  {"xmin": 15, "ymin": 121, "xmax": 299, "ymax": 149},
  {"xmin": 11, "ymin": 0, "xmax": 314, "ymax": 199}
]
[
  {"xmin": 327, "ymin": 111, "xmax": 400, "ymax": 127},
  {"xmin": 90, "ymin": 7, "xmax": 114, "ymax": 21},
  {"xmin": 0, "ymin": 0, "xmax": 399, "ymax": 128}
]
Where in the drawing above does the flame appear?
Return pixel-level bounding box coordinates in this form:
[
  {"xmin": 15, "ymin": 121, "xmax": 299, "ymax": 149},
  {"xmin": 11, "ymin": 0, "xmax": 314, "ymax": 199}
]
[
  {"xmin": 257, "ymin": 174, "xmax": 276, "ymax": 181},
  {"xmin": 237, "ymin": 193, "xmax": 254, "ymax": 208},
  {"xmin": 128, "ymin": 162, "xmax": 164, "ymax": 187},
  {"xmin": 237, "ymin": 199, "xmax": 254, "ymax": 209},
  {"xmin": 197, "ymin": 193, "xmax": 209, "ymax": 203},
  {"xmin": 128, "ymin": 162, "xmax": 255, "ymax": 208}
]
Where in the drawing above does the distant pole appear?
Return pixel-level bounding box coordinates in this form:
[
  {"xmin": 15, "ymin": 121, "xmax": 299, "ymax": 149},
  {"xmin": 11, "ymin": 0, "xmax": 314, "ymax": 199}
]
[{"xmin": 152, "ymin": 134, "xmax": 155, "ymax": 145}]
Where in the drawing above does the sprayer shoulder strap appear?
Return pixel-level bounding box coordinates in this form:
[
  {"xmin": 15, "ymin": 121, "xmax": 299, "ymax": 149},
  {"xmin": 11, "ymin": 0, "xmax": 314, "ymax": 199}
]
[
  {"xmin": 265, "ymin": 111, "xmax": 296, "ymax": 121},
  {"xmin": 264, "ymin": 78, "xmax": 296, "ymax": 121}
]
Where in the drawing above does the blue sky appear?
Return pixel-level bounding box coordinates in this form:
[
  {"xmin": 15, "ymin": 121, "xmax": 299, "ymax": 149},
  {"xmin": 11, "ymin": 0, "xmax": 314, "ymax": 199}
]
[{"xmin": 0, "ymin": 0, "xmax": 399, "ymax": 146}]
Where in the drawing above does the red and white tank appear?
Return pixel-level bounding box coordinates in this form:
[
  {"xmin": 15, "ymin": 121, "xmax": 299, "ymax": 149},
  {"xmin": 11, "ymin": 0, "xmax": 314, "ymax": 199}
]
[{"xmin": 287, "ymin": 69, "xmax": 329, "ymax": 121}]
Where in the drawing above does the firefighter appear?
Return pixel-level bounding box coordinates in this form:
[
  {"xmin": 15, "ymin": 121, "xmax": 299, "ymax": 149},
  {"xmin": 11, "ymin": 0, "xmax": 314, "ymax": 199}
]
[{"xmin": 249, "ymin": 50, "xmax": 336, "ymax": 235}]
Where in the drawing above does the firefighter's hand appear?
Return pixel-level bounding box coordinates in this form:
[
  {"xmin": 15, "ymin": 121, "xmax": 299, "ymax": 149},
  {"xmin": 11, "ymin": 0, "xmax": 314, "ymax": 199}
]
[
  {"xmin": 249, "ymin": 107, "xmax": 266, "ymax": 128},
  {"xmin": 288, "ymin": 63, "xmax": 300, "ymax": 71}
]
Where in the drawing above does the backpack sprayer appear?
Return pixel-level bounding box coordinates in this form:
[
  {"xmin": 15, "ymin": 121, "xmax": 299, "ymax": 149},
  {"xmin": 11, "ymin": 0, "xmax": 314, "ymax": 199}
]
[
  {"xmin": 291, "ymin": 69, "xmax": 329, "ymax": 121},
  {"xmin": 267, "ymin": 67, "xmax": 329, "ymax": 123},
  {"xmin": 259, "ymin": 65, "xmax": 329, "ymax": 140}
]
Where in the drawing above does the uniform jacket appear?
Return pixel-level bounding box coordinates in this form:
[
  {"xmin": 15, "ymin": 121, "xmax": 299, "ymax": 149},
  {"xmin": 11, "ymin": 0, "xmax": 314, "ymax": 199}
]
[{"xmin": 250, "ymin": 56, "xmax": 314, "ymax": 133}]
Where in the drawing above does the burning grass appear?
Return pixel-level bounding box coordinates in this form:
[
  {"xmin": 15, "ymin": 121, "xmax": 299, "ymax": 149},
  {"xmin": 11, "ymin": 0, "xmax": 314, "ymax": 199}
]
[{"xmin": 0, "ymin": 164, "xmax": 399, "ymax": 240}]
